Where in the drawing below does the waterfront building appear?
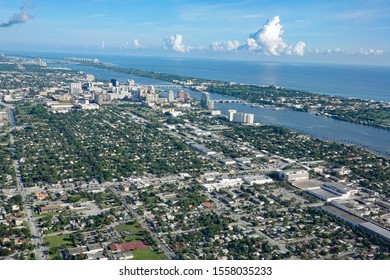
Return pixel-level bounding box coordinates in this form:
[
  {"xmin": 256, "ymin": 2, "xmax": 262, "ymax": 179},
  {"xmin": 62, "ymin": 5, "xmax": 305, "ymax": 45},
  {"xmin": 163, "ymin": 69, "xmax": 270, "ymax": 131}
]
[
  {"xmin": 207, "ymin": 100, "xmax": 215, "ymax": 110},
  {"xmin": 228, "ymin": 110, "xmax": 237, "ymax": 121},
  {"xmin": 201, "ymin": 92, "xmax": 210, "ymax": 107},
  {"xmin": 111, "ymin": 79, "xmax": 119, "ymax": 87}
]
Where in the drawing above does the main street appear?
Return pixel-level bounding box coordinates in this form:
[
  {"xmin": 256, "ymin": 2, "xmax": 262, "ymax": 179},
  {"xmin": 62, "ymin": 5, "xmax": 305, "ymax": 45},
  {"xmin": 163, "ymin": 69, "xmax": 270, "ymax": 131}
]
[
  {"xmin": 108, "ymin": 185, "xmax": 177, "ymax": 260},
  {"xmin": 8, "ymin": 121, "xmax": 48, "ymax": 260}
]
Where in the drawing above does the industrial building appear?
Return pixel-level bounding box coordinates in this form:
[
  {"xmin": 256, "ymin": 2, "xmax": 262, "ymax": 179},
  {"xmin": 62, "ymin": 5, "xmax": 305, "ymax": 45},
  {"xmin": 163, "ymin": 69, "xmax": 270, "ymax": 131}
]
[
  {"xmin": 278, "ymin": 170, "xmax": 309, "ymax": 181},
  {"xmin": 243, "ymin": 175, "xmax": 273, "ymax": 186},
  {"xmin": 307, "ymin": 182, "xmax": 358, "ymax": 202},
  {"xmin": 190, "ymin": 144, "xmax": 216, "ymax": 156},
  {"xmin": 322, "ymin": 204, "xmax": 390, "ymax": 243},
  {"xmin": 203, "ymin": 178, "xmax": 243, "ymax": 192}
]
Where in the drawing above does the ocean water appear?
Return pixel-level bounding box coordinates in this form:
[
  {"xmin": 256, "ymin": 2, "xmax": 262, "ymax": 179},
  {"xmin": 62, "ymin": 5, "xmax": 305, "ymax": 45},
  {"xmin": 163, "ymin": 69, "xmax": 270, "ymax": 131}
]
[
  {"xmin": 5, "ymin": 51, "xmax": 390, "ymax": 156},
  {"xmin": 7, "ymin": 51, "xmax": 390, "ymax": 102},
  {"xmin": 106, "ymin": 56, "xmax": 390, "ymax": 102}
]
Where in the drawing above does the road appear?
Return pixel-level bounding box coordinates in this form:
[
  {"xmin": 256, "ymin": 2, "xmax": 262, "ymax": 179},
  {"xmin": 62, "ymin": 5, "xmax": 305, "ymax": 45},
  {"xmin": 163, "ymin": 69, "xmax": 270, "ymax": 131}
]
[
  {"xmin": 203, "ymin": 188, "xmax": 291, "ymax": 255},
  {"xmin": 108, "ymin": 186, "xmax": 177, "ymax": 260},
  {"xmin": 8, "ymin": 125, "xmax": 48, "ymax": 260}
]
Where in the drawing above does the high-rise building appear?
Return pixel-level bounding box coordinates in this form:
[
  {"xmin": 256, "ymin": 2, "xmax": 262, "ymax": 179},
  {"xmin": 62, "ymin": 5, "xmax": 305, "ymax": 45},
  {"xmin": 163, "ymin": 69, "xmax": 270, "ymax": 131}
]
[
  {"xmin": 148, "ymin": 85, "xmax": 156, "ymax": 95},
  {"xmin": 177, "ymin": 90, "xmax": 185, "ymax": 101},
  {"xmin": 70, "ymin": 83, "xmax": 82, "ymax": 94},
  {"xmin": 207, "ymin": 100, "xmax": 215, "ymax": 110},
  {"xmin": 233, "ymin": 112, "xmax": 246, "ymax": 123},
  {"xmin": 145, "ymin": 93, "xmax": 158, "ymax": 104},
  {"xmin": 131, "ymin": 90, "xmax": 141, "ymax": 102},
  {"xmin": 94, "ymin": 93, "xmax": 105, "ymax": 105},
  {"xmin": 111, "ymin": 79, "xmax": 119, "ymax": 87},
  {"xmin": 230, "ymin": 111, "xmax": 254, "ymax": 124},
  {"xmin": 228, "ymin": 110, "xmax": 237, "ymax": 121},
  {"xmin": 127, "ymin": 79, "xmax": 135, "ymax": 87},
  {"xmin": 245, "ymin": 113, "xmax": 254, "ymax": 124},
  {"xmin": 168, "ymin": 90, "xmax": 175, "ymax": 103},
  {"xmin": 201, "ymin": 92, "xmax": 210, "ymax": 107}
]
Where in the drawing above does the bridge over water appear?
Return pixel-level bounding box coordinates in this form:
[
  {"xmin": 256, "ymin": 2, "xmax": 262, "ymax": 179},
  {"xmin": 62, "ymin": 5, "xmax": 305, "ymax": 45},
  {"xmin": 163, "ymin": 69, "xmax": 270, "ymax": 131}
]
[
  {"xmin": 153, "ymin": 84, "xmax": 182, "ymax": 89},
  {"xmin": 213, "ymin": 99, "xmax": 244, "ymax": 103}
]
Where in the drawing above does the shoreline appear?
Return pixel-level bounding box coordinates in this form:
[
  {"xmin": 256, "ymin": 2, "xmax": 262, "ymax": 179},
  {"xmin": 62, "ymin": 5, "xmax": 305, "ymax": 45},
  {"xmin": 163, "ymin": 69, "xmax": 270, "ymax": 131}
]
[{"xmin": 71, "ymin": 60, "xmax": 390, "ymax": 131}]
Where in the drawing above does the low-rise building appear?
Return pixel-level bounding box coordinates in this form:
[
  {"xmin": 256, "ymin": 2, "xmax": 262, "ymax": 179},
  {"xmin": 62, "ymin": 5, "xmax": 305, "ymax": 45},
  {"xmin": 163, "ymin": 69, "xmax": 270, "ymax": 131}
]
[
  {"xmin": 278, "ymin": 170, "xmax": 309, "ymax": 181},
  {"xmin": 203, "ymin": 178, "xmax": 243, "ymax": 192},
  {"xmin": 243, "ymin": 175, "xmax": 273, "ymax": 186},
  {"xmin": 219, "ymin": 158, "xmax": 236, "ymax": 165}
]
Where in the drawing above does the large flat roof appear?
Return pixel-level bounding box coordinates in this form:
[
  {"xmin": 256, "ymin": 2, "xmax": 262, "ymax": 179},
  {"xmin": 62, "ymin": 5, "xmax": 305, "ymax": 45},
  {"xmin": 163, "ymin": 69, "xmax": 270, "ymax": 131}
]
[
  {"xmin": 308, "ymin": 188, "xmax": 340, "ymax": 200},
  {"xmin": 321, "ymin": 205, "xmax": 366, "ymax": 225},
  {"xmin": 359, "ymin": 222, "xmax": 390, "ymax": 242},
  {"xmin": 291, "ymin": 179, "xmax": 323, "ymax": 190}
]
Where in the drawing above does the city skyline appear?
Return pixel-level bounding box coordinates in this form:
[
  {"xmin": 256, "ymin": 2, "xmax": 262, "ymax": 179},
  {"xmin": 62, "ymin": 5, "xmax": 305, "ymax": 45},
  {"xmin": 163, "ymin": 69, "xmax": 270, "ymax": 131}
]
[{"xmin": 1, "ymin": 0, "xmax": 390, "ymax": 64}]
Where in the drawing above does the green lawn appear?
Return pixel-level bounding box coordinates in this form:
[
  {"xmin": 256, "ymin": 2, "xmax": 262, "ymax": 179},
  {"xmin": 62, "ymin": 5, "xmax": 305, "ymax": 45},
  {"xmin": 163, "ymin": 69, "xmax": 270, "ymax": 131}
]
[
  {"xmin": 117, "ymin": 221, "xmax": 148, "ymax": 242},
  {"xmin": 132, "ymin": 248, "xmax": 168, "ymax": 260},
  {"xmin": 117, "ymin": 221, "xmax": 144, "ymax": 235},
  {"xmin": 44, "ymin": 234, "xmax": 73, "ymax": 248},
  {"xmin": 44, "ymin": 234, "xmax": 75, "ymax": 260}
]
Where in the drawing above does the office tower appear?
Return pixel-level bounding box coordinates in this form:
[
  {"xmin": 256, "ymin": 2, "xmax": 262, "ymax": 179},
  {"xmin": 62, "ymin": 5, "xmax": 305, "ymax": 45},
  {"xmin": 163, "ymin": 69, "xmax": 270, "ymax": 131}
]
[
  {"xmin": 111, "ymin": 79, "xmax": 119, "ymax": 87},
  {"xmin": 94, "ymin": 93, "xmax": 104, "ymax": 105},
  {"xmin": 131, "ymin": 90, "xmax": 141, "ymax": 102},
  {"xmin": 70, "ymin": 83, "xmax": 82, "ymax": 94},
  {"xmin": 168, "ymin": 90, "xmax": 175, "ymax": 103},
  {"xmin": 201, "ymin": 92, "xmax": 210, "ymax": 107},
  {"xmin": 148, "ymin": 85, "xmax": 156, "ymax": 95},
  {"xmin": 127, "ymin": 79, "xmax": 135, "ymax": 87}
]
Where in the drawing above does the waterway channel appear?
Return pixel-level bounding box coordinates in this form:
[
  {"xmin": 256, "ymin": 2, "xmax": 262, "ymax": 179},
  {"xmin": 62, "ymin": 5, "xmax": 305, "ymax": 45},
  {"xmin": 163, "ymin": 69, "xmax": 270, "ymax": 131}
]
[{"xmin": 49, "ymin": 62, "xmax": 390, "ymax": 157}]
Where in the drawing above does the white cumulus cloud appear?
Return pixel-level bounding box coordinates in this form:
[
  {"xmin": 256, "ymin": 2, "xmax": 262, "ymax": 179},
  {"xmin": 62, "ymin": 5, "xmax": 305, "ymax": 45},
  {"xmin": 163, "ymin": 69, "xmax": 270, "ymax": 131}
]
[
  {"xmin": 164, "ymin": 34, "xmax": 193, "ymax": 53},
  {"xmin": 132, "ymin": 38, "xmax": 141, "ymax": 49},
  {"xmin": 120, "ymin": 42, "xmax": 129, "ymax": 50},
  {"xmin": 358, "ymin": 48, "xmax": 384, "ymax": 56},
  {"xmin": 120, "ymin": 38, "xmax": 142, "ymax": 50},
  {"xmin": 210, "ymin": 40, "xmax": 240, "ymax": 52},
  {"xmin": 245, "ymin": 16, "xmax": 306, "ymax": 56},
  {"xmin": 98, "ymin": 40, "xmax": 105, "ymax": 49},
  {"xmin": 294, "ymin": 41, "xmax": 306, "ymax": 56},
  {"xmin": 319, "ymin": 48, "xmax": 384, "ymax": 56}
]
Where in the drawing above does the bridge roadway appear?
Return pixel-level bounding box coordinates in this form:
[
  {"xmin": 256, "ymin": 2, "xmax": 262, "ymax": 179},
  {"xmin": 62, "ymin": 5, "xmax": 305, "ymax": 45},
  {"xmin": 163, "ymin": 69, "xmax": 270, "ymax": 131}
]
[
  {"xmin": 153, "ymin": 84, "xmax": 182, "ymax": 89},
  {"xmin": 213, "ymin": 99, "xmax": 244, "ymax": 103}
]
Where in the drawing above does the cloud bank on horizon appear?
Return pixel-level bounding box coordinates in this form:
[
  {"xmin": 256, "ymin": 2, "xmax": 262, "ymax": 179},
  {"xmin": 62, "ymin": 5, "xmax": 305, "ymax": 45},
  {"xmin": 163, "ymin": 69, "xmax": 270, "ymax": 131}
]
[
  {"xmin": 163, "ymin": 16, "xmax": 383, "ymax": 57},
  {"xmin": 0, "ymin": 0, "xmax": 386, "ymax": 61},
  {"xmin": 167, "ymin": 16, "xmax": 306, "ymax": 56}
]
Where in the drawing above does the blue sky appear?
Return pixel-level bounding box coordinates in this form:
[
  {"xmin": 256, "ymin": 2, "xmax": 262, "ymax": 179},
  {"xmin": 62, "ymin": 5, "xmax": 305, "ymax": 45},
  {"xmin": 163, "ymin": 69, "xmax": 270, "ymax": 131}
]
[{"xmin": 1, "ymin": 0, "xmax": 390, "ymax": 64}]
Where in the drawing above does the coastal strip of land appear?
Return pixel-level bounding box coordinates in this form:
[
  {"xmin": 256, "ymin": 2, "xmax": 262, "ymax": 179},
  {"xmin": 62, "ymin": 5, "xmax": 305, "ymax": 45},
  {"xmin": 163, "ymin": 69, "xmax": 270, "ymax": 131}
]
[{"xmin": 79, "ymin": 61, "xmax": 390, "ymax": 130}]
